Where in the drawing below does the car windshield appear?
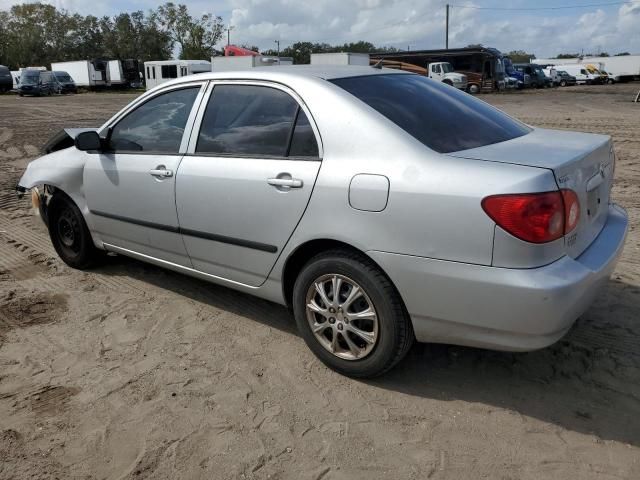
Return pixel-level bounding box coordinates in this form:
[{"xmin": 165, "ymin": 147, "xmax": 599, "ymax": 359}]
[
  {"xmin": 21, "ymin": 74, "xmax": 39, "ymax": 85},
  {"xmin": 442, "ymin": 63, "xmax": 454, "ymax": 73},
  {"xmin": 54, "ymin": 72, "xmax": 72, "ymax": 82},
  {"xmin": 331, "ymin": 74, "xmax": 531, "ymax": 154}
]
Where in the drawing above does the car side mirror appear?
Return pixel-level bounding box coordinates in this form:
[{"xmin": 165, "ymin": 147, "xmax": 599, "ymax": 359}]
[{"xmin": 75, "ymin": 131, "xmax": 102, "ymax": 151}]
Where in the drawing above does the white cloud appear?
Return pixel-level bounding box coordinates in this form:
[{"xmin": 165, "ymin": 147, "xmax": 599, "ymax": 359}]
[{"xmin": 1, "ymin": 0, "xmax": 639, "ymax": 56}]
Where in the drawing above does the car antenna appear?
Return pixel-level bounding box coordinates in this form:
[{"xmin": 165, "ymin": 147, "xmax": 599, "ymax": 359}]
[{"xmin": 372, "ymin": 58, "xmax": 384, "ymax": 69}]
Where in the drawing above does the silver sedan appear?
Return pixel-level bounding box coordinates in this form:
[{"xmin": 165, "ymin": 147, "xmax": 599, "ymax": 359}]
[{"xmin": 17, "ymin": 66, "xmax": 628, "ymax": 377}]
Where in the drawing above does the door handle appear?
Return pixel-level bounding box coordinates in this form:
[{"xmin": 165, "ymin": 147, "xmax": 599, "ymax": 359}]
[
  {"xmin": 267, "ymin": 178, "xmax": 303, "ymax": 188},
  {"xmin": 149, "ymin": 168, "xmax": 173, "ymax": 178}
]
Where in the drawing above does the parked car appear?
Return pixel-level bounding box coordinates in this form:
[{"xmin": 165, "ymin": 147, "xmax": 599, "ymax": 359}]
[
  {"xmin": 556, "ymin": 70, "xmax": 577, "ymax": 87},
  {"xmin": 18, "ymin": 70, "xmax": 55, "ymax": 96},
  {"xmin": 52, "ymin": 71, "xmax": 77, "ymax": 94},
  {"xmin": 17, "ymin": 67, "xmax": 628, "ymax": 378},
  {"xmin": 0, "ymin": 65, "xmax": 12, "ymax": 92}
]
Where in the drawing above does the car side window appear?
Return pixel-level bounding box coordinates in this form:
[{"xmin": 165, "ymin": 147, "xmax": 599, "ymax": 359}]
[
  {"xmin": 289, "ymin": 109, "xmax": 319, "ymax": 158},
  {"xmin": 108, "ymin": 87, "xmax": 199, "ymax": 154},
  {"xmin": 196, "ymin": 85, "xmax": 300, "ymax": 157}
]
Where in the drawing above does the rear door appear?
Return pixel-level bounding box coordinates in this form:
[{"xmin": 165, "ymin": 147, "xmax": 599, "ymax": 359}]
[{"xmin": 176, "ymin": 82, "xmax": 322, "ymax": 286}]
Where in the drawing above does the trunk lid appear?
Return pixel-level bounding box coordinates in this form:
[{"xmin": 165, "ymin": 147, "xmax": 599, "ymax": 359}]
[{"xmin": 448, "ymin": 128, "xmax": 614, "ymax": 258}]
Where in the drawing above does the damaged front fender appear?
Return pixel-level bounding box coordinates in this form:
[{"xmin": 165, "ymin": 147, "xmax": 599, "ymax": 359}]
[{"xmin": 16, "ymin": 145, "xmax": 93, "ymax": 234}]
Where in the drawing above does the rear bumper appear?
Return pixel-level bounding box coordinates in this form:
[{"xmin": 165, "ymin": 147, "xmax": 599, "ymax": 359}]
[{"xmin": 368, "ymin": 204, "xmax": 628, "ymax": 351}]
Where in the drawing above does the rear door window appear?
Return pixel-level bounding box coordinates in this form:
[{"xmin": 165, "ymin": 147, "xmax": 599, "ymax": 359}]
[
  {"xmin": 331, "ymin": 74, "xmax": 530, "ymax": 153},
  {"xmin": 197, "ymin": 84, "xmax": 312, "ymax": 157}
]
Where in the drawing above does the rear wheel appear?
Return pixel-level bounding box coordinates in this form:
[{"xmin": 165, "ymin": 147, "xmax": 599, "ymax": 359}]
[
  {"xmin": 48, "ymin": 193, "xmax": 102, "ymax": 269},
  {"xmin": 293, "ymin": 250, "xmax": 414, "ymax": 378}
]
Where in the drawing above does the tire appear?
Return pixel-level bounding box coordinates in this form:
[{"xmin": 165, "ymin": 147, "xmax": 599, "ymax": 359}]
[
  {"xmin": 292, "ymin": 249, "xmax": 414, "ymax": 378},
  {"xmin": 560, "ymin": 80, "xmax": 567, "ymax": 87},
  {"xmin": 468, "ymin": 84, "xmax": 480, "ymax": 94},
  {"xmin": 48, "ymin": 193, "xmax": 102, "ymax": 269}
]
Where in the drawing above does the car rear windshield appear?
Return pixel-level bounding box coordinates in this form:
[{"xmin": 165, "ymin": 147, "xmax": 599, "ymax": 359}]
[{"xmin": 330, "ymin": 74, "xmax": 531, "ymax": 153}]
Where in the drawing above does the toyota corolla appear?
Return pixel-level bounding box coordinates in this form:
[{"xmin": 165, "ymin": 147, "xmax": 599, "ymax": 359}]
[{"xmin": 17, "ymin": 66, "xmax": 628, "ymax": 377}]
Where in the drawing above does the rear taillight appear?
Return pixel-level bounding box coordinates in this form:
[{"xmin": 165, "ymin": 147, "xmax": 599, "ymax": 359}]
[
  {"xmin": 561, "ymin": 189, "xmax": 580, "ymax": 234},
  {"xmin": 482, "ymin": 189, "xmax": 579, "ymax": 244}
]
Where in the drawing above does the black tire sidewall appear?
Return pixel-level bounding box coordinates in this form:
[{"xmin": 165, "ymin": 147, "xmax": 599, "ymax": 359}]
[
  {"xmin": 293, "ymin": 253, "xmax": 407, "ymax": 377},
  {"xmin": 48, "ymin": 194, "xmax": 97, "ymax": 269}
]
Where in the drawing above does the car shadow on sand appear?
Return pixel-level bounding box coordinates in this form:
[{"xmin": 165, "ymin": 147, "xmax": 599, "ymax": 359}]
[
  {"xmin": 372, "ymin": 279, "xmax": 640, "ymax": 446},
  {"xmin": 97, "ymin": 256, "xmax": 640, "ymax": 446}
]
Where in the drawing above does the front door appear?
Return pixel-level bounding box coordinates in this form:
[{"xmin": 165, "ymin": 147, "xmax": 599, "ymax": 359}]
[
  {"xmin": 84, "ymin": 84, "xmax": 204, "ymax": 266},
  {"xmin": 176, "ymin": 83, "xmax": 322, "ymax": 286}
]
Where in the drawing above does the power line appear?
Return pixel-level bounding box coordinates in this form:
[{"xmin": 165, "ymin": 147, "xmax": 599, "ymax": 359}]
[{"xmin": 449, "ymin": 1, "xmax": 639, "ymax": 11}]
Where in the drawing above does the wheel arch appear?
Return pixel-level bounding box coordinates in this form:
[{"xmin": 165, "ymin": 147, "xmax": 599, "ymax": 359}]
[{"xmin": 281, "ymin": 238, "xmax": 408, "ymax": 313}]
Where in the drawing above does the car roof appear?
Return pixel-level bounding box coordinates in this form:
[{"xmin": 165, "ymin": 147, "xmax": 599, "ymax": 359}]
[{"xmin": 182, "ymin": 65, "xmax": 410, "ymax": 83}]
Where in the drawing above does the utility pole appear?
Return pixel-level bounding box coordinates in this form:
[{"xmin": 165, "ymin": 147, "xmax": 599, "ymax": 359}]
[
  {"xmin": 446, "ymin": 4, "xmax": 450, "ymax": 49},
  {"xmin": 275, "ymin": 40, "xmax": 280, "ymax": 57},
  {"xmin": 226, "ymin": 26, "xmax": 235, "ymax": 46}
]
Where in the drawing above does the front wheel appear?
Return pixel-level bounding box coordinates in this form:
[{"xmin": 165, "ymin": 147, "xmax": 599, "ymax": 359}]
[
  {"xmin": 48, "ymin": 193, "xmax": 103, "ymax": 269},
  {"xmin": 467, "ymin": 84, "xmax": 480, "ymax": 94},
  {"xmin": 293, "ymin": 250, "xmax": 414, "ymax": 378}
]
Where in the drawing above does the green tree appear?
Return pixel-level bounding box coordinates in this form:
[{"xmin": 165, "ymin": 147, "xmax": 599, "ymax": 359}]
[
  {"xmin": 100, "ymin": 11, "xmax": 172, "ymax": 61},
  {"xmin": 156, "ymin": 3, "xmax": 224, "ymax": 59},
  {"xmin": 615, "ymin": 52, "xmax": 630, "ymax": 56},
  {"xmin": 505, "ymin": 50, "xmax": 535, "ymax": 63},
  {"xmin": 556, "ymin": 53, "xmax": 581, "ymax": 59}
]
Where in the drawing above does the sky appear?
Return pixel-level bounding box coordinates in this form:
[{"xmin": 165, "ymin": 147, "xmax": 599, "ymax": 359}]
[{"xmin": 2, "ymin": 0, "xmax": 639, "ymax": 58}]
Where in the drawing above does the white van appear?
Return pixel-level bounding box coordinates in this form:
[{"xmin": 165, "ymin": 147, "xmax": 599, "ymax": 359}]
[{"xmin": 554, "ymin": 64, "xmax": 599, "ymax": 84}]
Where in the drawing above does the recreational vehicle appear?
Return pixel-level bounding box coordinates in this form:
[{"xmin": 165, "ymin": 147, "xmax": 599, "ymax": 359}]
[
  {"xmin": 144, "ymin": 60, "xmax": 211, "ymax": 89},
  {"xmin": 371, "ymin": 47, "xmax": 507, "ymax": 93}
]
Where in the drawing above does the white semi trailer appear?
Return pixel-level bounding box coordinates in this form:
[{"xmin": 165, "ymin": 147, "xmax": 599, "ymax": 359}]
[
  {"xmin": 10, "ymin": 71, "xmax": 20, "ymax": 89},
  {"xmin": 50, "ymin": 61, "xmax": 106, "ymax": 87}
]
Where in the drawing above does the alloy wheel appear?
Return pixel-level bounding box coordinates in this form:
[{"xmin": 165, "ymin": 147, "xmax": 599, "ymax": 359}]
[{"xmin": 305, "ymin": 274, "xmax": 379, "ymax": 360}]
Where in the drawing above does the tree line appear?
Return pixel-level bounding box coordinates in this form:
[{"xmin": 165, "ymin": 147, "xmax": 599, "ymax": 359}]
[
  {"xmin": 0, "ymin": 3, "xmax": 403, "ymax": 70},
  {"xmin": 0, "ymin": 2, "xmax": 224, "ymax": 69}
]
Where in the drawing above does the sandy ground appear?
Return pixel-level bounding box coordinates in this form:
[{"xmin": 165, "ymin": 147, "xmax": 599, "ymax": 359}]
[{"xmin": 0, "ymin": 84, "xmax": 639, "ymax": 479}]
